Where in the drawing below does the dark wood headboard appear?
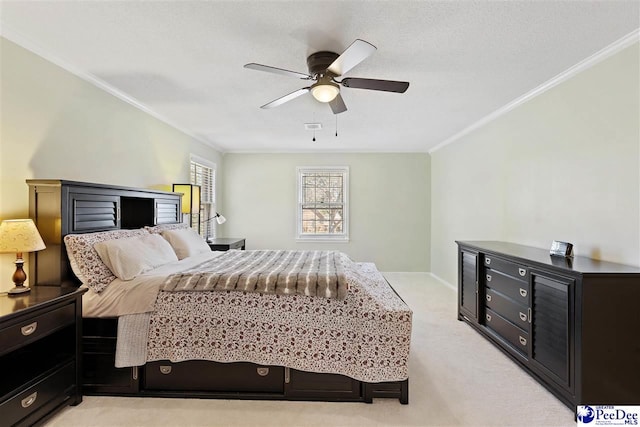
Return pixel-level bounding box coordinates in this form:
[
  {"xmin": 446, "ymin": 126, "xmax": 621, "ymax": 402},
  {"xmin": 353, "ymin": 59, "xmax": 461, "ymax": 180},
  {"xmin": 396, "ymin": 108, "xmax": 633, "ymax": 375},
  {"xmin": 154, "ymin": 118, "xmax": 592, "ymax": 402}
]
[{"xmin": 27, "ymin": 179, "xmax": 183, "ymax": 287}]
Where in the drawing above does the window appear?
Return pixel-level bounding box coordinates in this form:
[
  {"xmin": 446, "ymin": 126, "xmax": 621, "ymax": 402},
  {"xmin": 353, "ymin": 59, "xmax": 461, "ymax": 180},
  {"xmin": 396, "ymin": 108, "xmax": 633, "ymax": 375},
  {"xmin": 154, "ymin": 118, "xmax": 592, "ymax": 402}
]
[
  {"xmin": 190, "ymin": 155, "xmax": 216, "ymax": 239},
  {"xmin": 297, "ymin": 167, "xmax": 349, "ymax": 241}
]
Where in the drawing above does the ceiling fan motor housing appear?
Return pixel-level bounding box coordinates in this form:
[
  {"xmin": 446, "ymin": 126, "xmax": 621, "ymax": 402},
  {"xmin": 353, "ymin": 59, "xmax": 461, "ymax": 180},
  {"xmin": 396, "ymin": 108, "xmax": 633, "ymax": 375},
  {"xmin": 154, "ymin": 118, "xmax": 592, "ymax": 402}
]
[{"xmin": 307, "ymin": 51, "xmax": 340, "ymax": 76}]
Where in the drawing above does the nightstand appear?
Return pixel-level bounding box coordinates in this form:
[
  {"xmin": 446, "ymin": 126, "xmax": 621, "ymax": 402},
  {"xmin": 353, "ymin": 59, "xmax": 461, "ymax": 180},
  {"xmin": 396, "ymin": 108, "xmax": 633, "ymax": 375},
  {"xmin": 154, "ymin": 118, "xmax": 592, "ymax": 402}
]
[
  {"xmin": 207, "ymin": 238, "xmax": 246, "ymax": 251},
  {"xmin": 0, "ymin": 286, "xmax": 86, "ymax": 426}
]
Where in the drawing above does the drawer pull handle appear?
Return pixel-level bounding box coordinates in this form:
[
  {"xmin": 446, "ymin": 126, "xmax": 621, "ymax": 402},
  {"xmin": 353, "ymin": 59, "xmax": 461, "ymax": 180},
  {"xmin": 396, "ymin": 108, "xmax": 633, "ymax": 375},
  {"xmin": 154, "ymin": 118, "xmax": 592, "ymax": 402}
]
[
  {"xmin": 486, "ymin": 295, "xmax": 492, "ymax": 302},
  {"xmin": 528, "ymin": 308, "xmax": 532, "ymax": 324},
  {"xmin": 485, "ymin": 258, "xmax": 491, "ymax": 265},
  {"xmin": 486, "ymin": 274, "xmax": 492, "ymax": 282},
  {"xmin": 21, "ymin": 392, "xmax": 37, "ymax": 408},
  {"xmin": 519, "ymin": 312, "xmax": 527, "ymax": 322},
  {"xmin": 519, "ymin": 336, "xmax": 527, "ymax": 346},
  {"xmin": 21, "ymin": 322, "xmax": 38, "ymax": 336},
  {"xmin": 518, "ymin": 268, "xmax": 526, "ymax": 277},
  {"xmin": 159, "ymin": 365, "xmax": 172, "ymax": 375},
  {"xmin": 519, "ymin": 288, "xmax": 527, "ymax": 298},
  {"xmin": 257, "ymin": 367, "xmax": 270, "ymax": 377},
  {"xmin": 486, "ymin": 314, "xmax": 492, "ymax": 322}
]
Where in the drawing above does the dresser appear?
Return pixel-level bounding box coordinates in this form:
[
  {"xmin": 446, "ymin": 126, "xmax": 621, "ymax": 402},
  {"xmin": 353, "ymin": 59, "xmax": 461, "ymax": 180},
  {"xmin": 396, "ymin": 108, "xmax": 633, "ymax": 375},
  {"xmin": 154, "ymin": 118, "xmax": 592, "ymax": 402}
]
[
  {"xmin": 0, "ymin": 287, "xmax": 85, "ymax": 426},
  {"xmin": 457, "ymin": 241, "xmax": 640, "ymax": 410}
]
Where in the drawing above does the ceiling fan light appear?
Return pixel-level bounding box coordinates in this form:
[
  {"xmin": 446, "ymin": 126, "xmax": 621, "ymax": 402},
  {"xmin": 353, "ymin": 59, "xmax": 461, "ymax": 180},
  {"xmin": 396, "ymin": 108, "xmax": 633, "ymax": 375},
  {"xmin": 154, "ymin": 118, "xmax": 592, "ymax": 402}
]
[{"xmin": 311, "ymin": 83, "xmax": 339, "ymax": 103}]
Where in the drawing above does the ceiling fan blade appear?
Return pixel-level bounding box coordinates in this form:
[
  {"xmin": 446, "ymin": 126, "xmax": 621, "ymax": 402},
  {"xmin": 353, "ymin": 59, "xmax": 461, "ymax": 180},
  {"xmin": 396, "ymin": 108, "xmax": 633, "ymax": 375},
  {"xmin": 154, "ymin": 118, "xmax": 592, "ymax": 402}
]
[
  {"xmin": 244, "ymin": 63, "xmax": 312, "ymax": 80},
  {"xmin": 340, "ymin": 78, "xmax": 409, "ymax": 93},
  {"xmin": 327, "ymin": 39, "xmax": 376, "ymax": 77},
  {"xmin": 329, "ymin": 93, "xmax": 347, "ymax": 114},
  {"xmin": 260, "ymin": 87, "xmax": 310, "ymax": 109}
]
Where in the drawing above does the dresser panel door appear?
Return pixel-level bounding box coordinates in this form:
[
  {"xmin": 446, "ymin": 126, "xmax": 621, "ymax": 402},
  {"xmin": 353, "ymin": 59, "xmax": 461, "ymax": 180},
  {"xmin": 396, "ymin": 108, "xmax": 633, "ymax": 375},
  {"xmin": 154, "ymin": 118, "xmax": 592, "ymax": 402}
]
[
  {"xmin": 530, "ymin": 271, "xmax": 574, "ymax": 391},
  {"xmin": 459, "ymin": 250, "xmax": 478, "ymax": 321}
]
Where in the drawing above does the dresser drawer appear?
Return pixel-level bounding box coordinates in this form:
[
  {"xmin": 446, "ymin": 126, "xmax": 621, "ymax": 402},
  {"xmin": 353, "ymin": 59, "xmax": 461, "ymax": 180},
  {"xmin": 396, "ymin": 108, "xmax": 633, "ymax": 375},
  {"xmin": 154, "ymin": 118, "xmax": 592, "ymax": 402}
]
[
  {"xmin": 484, "ymin": 255, "xmax": 529, "ymax": 280},
  {"xmin": 485, "ymin": 288, "xmax": 530, "ymax": 331},
  {"xmin": 485, "ymin": 308, "xmax": 529, "ymax": 356},
  {"xmin": 145, "ymin": 360, "xmax": 284, "ymax": 393},
  {"xmin": 484, "ymin": 269, "xmax": 529, "ymax": 304},
  {"xmin": 0, "ymin": 303, "xmax": 75, "ymax": 357},
  {"xmin": 0, "ymin": 361, "xmax": 75, "ymax": 426}
]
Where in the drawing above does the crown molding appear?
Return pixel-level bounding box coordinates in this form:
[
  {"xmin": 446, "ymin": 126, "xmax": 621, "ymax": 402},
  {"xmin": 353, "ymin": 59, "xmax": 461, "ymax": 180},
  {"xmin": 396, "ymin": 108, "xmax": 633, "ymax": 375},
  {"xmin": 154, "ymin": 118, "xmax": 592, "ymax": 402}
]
[
  {"xmin": 0, "ymin": 26, "xmax": 225, "ymax": 153},
  {"xmin": 429, "ymin": 29, "xmax": 640, "ymax": 154}
]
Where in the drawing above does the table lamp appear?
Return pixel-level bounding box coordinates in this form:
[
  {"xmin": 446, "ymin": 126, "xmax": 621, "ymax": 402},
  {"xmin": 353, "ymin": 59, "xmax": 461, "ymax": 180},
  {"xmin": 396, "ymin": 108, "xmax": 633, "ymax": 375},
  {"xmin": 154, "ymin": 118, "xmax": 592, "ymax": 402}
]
[
  {"xmin": 201, "ymin": 212, "xmax": 226, "ymax": 227},
  {"xmin": 0, "ymin": 219, "xmax": 46, "ymax": 295},
  {"xmin": 202, "ymin": 212, "xmax": 226, "ymax": 242}
]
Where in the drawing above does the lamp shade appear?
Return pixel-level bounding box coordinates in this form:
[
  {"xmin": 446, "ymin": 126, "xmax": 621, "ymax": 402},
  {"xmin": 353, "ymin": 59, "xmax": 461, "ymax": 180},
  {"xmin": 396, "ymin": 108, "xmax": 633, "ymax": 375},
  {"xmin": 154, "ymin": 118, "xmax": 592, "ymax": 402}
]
[
  {"xmin": 173, "ymin": 184, "xmax": 201, "ymax": 215},
  {"xmin": 216, "ymin": 214, "xmax": 226, "ymax": 225},
  {"xmin": 0, "ymin": 219, "xmax": 46, "ymax": 254}
]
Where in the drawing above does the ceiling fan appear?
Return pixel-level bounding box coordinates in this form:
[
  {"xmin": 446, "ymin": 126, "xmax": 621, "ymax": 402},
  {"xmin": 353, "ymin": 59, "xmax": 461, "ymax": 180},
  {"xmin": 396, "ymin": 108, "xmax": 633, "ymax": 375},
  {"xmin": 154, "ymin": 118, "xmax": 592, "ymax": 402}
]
[{"xmin": 244, "ymin": 39, "xmax": 409, "ymax": 114}]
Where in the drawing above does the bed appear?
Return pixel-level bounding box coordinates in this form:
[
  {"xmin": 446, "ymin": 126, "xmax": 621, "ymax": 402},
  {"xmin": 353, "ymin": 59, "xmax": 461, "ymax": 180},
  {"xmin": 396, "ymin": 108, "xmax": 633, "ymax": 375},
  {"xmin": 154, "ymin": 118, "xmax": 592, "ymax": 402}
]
[{"xmin": 27, "ymin": 179, "xmax": 412, "ymax": 404}]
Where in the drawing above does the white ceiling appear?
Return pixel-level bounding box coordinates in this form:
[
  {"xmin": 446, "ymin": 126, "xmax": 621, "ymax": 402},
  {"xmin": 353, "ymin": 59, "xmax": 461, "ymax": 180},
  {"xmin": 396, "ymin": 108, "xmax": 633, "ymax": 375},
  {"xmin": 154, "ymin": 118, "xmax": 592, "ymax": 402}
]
[{"xmin": 1, "ymin": 1, "xmax": 638, "ymax": 153}]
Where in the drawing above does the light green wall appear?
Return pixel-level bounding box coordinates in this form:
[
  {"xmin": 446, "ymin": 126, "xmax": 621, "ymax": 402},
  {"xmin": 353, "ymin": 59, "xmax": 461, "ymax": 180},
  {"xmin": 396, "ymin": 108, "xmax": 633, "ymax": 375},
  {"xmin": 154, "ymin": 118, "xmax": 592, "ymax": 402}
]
[
  {"xmin": 4, "ymin": 34, "xmax": 636, "ymax": 287},
  {"xmin": 431, "ymin": 43, "xmax": 640, "ymax": 285},
  {"xmin": 221, "ymin": 153, "xmax": 430, "ymax": 272},
  {"xmin": 0, "ymin": 37, "xmax": 222, "ymax": 291}
]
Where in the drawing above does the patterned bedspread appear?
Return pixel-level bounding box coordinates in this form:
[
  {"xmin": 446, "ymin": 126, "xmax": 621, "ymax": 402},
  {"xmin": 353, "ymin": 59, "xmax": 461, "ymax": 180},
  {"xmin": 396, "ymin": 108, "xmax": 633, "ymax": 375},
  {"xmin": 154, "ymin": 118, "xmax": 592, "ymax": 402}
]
[
  {"xmin": 118, "ymin": 261, "xmax": 412, "ymax": 383},
  {"xmin": 162, "ymin": 250, "xmax": 349, "ymax": 300}
]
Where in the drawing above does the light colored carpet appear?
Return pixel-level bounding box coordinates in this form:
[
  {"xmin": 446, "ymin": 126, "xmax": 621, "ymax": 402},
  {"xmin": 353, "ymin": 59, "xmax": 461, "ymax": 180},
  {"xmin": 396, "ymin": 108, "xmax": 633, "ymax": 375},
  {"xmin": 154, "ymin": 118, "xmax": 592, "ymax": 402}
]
[{"xmin": 45, "ymin": 273, "xmax": 574, "ymax": 427}]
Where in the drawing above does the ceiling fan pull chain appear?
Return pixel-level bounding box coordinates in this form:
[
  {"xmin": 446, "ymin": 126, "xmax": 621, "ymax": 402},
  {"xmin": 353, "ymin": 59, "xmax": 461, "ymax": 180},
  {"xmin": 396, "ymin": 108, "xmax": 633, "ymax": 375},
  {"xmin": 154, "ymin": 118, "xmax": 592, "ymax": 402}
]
[{"xmin": 335, "ymin": 115, "xmax": 338, "ymax": 137}]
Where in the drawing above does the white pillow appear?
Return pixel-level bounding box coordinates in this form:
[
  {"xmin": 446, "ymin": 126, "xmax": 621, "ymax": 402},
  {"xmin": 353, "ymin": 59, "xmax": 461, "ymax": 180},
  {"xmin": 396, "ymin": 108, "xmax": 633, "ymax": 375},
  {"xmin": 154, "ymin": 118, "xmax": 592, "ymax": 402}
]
[
  {"xmin": 161, "ymin": 228, "xmax": 211, "ymax": 260},
  {"xmin": 64, "ymin": 228, "xmax": 149, "ymax": 292},
  {"xmin": 94, "ymin": 233, "xmax": 178, "ymax": 281}
]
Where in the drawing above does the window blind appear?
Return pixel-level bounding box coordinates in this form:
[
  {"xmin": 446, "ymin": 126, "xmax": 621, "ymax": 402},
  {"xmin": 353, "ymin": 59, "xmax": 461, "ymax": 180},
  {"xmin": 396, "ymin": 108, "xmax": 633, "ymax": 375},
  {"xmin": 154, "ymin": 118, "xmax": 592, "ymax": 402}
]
[{"xmin": 190, "ymin": 158, "xmax": 216, "ymax": 239}]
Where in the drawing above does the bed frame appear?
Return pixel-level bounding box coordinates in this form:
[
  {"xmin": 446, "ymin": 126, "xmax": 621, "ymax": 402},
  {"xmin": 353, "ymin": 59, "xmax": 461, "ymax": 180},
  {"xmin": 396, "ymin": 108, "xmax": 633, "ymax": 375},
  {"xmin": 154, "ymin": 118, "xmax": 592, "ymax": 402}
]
[{"xmin": 27, "ymin": 179, "xmax": 409, "ymax": 404}]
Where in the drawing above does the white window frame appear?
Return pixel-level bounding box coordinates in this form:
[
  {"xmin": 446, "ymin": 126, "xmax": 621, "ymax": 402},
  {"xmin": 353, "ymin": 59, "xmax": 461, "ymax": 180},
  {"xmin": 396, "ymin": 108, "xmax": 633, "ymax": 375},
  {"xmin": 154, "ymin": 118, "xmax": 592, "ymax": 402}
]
[
  {"xmin": 296, "ymin": 166, "xmax": 349, "ymax": 242},
  {"xmin": 190, "ymin": 154, "xmax": 217, "ymax": 240}
]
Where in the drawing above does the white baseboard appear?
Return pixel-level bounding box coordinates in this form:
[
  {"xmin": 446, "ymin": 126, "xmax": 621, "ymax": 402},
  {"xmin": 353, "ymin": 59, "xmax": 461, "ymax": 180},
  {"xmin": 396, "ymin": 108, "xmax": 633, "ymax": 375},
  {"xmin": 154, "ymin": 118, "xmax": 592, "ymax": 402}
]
[
  {"xmin": 429, "ymin": 272, "xmax": 457, "ymax": 292},
  {"xmin": 381, "ymin": 271, "xmax": 457, "ymax": 292}
]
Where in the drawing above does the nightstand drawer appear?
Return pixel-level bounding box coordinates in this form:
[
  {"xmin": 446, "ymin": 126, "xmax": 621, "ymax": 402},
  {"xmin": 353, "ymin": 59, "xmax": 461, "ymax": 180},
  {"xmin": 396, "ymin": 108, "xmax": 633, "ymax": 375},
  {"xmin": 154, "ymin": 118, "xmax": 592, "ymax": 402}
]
[
  {"xmin": 0, "ymin": 303, "xmax": 75, "ymax": 357},
  {"xmin": 207, "ymin": 238, "xmax": 246, "ymax": 251},
  {"xmin": 0, "ymin": 361, "xmax": 75, "ymax": 426},
  {"xmin": 227, "ymin": 241, "xmax": 245, "ymax": 250}
]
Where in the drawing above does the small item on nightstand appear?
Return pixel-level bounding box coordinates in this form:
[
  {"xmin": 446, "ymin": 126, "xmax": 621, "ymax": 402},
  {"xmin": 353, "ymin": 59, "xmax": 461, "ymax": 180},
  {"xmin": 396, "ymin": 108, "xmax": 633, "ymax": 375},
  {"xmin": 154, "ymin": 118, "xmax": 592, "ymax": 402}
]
[
  {"xmin": 0, "ymin": 219, "xmax": 46, "ymax": 295},
  {"xmin": 549, "ymin": 240, "xmax": 573, "ymax": 258}
]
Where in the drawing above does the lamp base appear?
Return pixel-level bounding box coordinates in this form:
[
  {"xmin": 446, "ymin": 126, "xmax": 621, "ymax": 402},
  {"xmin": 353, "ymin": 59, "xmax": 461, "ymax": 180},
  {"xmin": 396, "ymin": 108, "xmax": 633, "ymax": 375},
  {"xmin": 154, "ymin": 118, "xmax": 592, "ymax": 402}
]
[{"xmin": 8, "ymin": 285, "xmax": 31, "ymax": 296}]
